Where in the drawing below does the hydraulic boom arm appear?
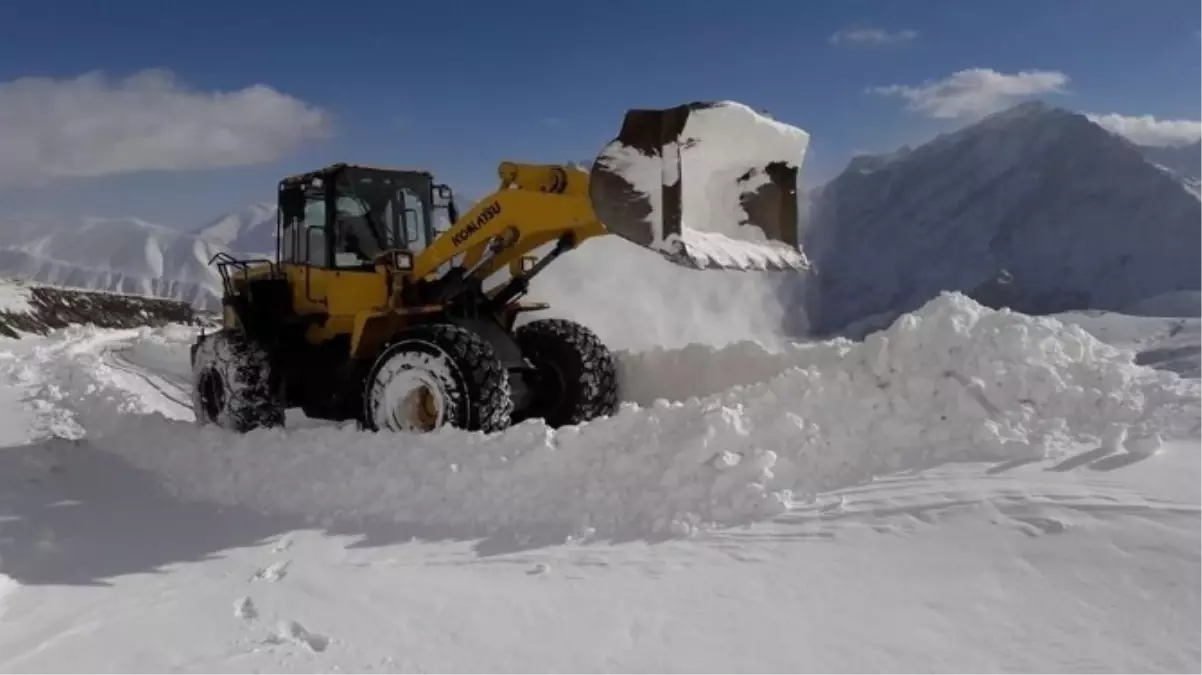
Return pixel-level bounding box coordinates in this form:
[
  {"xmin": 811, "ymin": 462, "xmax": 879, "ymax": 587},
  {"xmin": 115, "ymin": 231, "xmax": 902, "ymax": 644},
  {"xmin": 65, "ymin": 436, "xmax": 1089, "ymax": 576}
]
[{"xmin": 410, "ymin": 162, "xmax": 605, "ymax": 281}]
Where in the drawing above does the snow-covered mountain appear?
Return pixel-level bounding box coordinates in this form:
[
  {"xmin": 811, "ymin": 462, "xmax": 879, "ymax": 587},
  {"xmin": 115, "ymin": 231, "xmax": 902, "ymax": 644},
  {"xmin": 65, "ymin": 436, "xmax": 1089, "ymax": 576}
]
[
  {"xmin": 800, "ymin": 101, "xmax": 1202, "ymax": 335},
  {"xmin": 193, "ymin": 201, "xmax": 278, "ymax": 256},
  {"xmin": 0, "ymin": 199, "xmax": 288, "ymax": 311},
  {"xmin": 1138, "ymin": 141, "xmax": 1201, "ymax": 198},
  {"xmin": 0, "ymin": 216, "xmax": 228, "ymax": 310},
  {"xmin": 1138, "ymin": 140, "xmax": 1200, "ymax": 183}
]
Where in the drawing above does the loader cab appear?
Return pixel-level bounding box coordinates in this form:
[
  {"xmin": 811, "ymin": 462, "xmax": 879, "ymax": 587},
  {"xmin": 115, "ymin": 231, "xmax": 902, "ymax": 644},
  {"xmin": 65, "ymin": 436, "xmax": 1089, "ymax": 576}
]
[{"xmin": 276, "ymin": 163, "xmax": 454, "ymax": 270}]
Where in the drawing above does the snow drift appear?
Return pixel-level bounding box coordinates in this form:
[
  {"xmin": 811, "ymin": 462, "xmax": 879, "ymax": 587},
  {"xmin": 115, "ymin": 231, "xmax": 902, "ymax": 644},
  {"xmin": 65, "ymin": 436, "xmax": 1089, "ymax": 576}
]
[{"xmin": 42, "ymin": 293, "xmax": 1199, "ymax": 540}]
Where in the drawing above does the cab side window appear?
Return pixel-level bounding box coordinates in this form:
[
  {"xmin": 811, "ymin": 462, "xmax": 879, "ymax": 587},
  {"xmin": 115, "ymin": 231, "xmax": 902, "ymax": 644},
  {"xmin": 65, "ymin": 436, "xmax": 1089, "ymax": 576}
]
[
  {"xmin": 333, "ymin": 195, "xmax": 379, "ymax": 269},
  {"xmin": 302, "ymin": 198, "xmax": 328, "ymax": 266},
  {"xmin": 278, "ymin": 195, "xmax": 327, "ymax": 266},
  {"xmin": 399, "ymin": 187, "xmax": 429, "ymax": 253},
  {"xmin": 279, "ymin": 207, "xmax": 299, "ymax": 263}
]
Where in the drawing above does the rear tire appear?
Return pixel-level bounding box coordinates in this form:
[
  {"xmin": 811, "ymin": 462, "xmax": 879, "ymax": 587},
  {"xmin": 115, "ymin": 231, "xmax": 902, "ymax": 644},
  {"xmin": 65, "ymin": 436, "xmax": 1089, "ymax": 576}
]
[
  {"xmin": 515, "ymin": 318, "xmax": 618, "ymax": 427},
  {"xmin": 362, "ymin": 323, "xmax": 513, "ymax": 433},
  {"xmin": 191, "ymin": 330, "xmax": 284, "ymax": 433}
]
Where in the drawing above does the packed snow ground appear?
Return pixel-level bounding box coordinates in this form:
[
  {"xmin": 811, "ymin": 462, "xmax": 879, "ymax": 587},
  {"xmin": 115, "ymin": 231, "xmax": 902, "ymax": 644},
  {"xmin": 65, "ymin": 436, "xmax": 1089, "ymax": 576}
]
[{"xmin": 0, "ymin": 291, "xmax": 1198, "ymax": 671}]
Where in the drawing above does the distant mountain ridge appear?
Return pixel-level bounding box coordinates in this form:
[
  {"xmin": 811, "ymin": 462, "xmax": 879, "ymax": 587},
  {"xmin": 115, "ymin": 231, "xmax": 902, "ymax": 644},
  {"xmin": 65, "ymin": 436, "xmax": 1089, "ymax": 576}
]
[
  {"xmin": 193, "ymin": 201, "xmax": 278, "ymax": 257},
  {"xmin": 0, "ymin": 200, "xmax": 281, "ymax": 311},
  {"xmin": 1139, "ymin": 140, "xmax": 1200, "ymax": 174},
  {"xmin": 0, "ymin": 216, "xmax": 229, "ymax": 309},
  {"xmin": 797, "ymin": 101, "xmax": 1200, "ymax": 335}
]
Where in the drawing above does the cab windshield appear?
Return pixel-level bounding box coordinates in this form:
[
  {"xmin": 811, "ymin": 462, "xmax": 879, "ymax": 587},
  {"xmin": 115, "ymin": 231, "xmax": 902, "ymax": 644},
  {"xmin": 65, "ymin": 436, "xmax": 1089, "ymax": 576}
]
[
  {"xmin": 277, "ymin": 168, "xmax": 436, "ymax": 269},
  {"xmin": 331, "ymin": 174, "xmax": 430, "ymax": 268}
]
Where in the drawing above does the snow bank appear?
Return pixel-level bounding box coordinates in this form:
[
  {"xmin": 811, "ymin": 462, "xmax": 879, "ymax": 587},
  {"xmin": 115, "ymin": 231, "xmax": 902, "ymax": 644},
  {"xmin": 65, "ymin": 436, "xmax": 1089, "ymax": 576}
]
[
  {"xmin": 0, "ymin": 280, "xmax": 199, "ymax": 340},
  {"xmin": 71, "ymin": 293, "xmax": 1199, "ymax": 540},
  {"xmin": 0, "ymin": 280, "xmax": 32, "ymax": 314},
  {"xmin": 121, "ymin": 322, "xmax": 196, "ymax": 371}
]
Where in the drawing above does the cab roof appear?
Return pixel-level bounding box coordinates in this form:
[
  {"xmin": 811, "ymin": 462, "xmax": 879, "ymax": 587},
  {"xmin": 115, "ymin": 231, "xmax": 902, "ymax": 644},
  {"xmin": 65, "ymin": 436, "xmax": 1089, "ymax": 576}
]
[{"xmin": 278, "ymin": 162, "xmax": 436, "ymax": 188}]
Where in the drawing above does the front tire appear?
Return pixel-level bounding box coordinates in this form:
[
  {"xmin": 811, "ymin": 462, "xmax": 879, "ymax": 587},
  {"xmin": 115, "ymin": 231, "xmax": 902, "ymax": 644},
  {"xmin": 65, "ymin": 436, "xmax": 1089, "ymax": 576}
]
[
  {"xmin": 514, "ymin": 318, "xmax": 618, "ymax": 427},
  {"xmin": 362, "ymin": 323, "xmax": 513, "ymax": 433},
  {"xmin": 191, "ymin": 330, "xmax": 284, "ymax": 433}
]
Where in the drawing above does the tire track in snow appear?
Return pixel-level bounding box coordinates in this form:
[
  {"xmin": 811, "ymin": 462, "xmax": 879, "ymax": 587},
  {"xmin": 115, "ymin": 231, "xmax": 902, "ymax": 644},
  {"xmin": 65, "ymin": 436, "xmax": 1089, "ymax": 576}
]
[{"xmin": 103, "ymin": 345, "xmax": 192, "ymax": 412}]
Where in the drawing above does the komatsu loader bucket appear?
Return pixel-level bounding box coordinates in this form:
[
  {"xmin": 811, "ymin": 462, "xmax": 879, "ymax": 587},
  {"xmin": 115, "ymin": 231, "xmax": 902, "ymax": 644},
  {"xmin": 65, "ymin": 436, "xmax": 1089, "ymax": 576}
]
[{"xmin": 589, "ymin": 100, "xmax": 811, "ymax": 272}]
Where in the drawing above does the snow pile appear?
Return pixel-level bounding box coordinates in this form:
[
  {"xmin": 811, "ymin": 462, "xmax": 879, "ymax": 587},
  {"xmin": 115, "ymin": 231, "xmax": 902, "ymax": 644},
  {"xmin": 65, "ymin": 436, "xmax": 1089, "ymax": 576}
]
[
  {"xmin": 529, "ymin": 236, "xmax": 798, "ymax": 351},
  {"xmin": 595, "ymin": 100, "xmax": 810, "ymax": 271},
  {"xmin": 76, "ymin": 293, "xmax": 1199, "ymax": 539},
  {"xmin": 616, "ymin": 339, "xmax": 823, "ymax": 404}
]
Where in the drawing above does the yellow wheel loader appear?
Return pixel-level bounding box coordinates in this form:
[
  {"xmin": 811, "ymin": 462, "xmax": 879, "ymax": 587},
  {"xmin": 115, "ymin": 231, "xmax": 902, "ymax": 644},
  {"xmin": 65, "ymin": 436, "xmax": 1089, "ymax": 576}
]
[{"xmin": 189, "ymin": 100, "xmax": 811, "ymax": 434}]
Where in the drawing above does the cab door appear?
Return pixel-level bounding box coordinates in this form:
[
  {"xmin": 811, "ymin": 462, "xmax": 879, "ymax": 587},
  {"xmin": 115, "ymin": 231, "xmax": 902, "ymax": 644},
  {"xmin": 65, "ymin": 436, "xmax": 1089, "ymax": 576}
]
[
  {"xmin": 323, "ymin": 194, "xmax": 388, "ymax": 333},
  {"xmin": 280, "ymin": 192, "xmax": 334, "ymax": 318}
]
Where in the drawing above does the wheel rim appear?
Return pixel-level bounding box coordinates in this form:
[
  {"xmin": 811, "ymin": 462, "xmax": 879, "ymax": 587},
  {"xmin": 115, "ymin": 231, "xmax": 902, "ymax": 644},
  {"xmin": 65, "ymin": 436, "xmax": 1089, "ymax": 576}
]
[
  {"xmin": 368, "ymin": 346, "xmax": 459, "ymax": 432},
  {"xmin": 198, "ymin": 369, "xmax": 225, "ymax": 421},
  {"xmin": 389, "ymin": 374, "xmax": 447, "ymax": 432}
]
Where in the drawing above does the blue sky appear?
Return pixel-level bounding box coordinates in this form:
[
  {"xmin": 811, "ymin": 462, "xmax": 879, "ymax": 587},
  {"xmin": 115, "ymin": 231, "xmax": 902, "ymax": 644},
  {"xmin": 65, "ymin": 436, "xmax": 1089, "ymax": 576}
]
[{"xmin": 0, "ymin": 0, "xmax": 1197, "ymax": 229}]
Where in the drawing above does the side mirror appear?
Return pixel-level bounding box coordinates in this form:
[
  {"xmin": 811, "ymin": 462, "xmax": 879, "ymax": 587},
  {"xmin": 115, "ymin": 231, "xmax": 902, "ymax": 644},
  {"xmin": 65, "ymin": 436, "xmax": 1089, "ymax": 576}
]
[{"xmin": 436, "ymin": 185, "xmax": 453, "ymax": 200}]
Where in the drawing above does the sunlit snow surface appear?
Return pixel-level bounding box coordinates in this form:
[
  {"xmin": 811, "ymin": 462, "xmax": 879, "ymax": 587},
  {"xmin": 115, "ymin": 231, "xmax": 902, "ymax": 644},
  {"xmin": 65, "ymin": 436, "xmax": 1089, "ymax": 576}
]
[{"xmin": 0, "ymin": 291, "xmax": 1197, "ymax": 672}]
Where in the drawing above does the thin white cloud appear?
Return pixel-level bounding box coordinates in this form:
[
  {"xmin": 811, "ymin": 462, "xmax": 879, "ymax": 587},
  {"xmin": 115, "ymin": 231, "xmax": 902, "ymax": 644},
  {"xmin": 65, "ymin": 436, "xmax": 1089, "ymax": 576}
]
[
  {"xmin": 829, "ymin": 27, "xmax": 919, "ymax": 46},
  {"xmin": 0, "ymin": 69, "xmax": 332, "ymax": 187},
  {"xmin": 1085, "ymin": 113, "xmax": 1201, "ymax": 147},
  {"xmin": 868, "ymin": 68, "xmax": 1070, "ymax": 120}
]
